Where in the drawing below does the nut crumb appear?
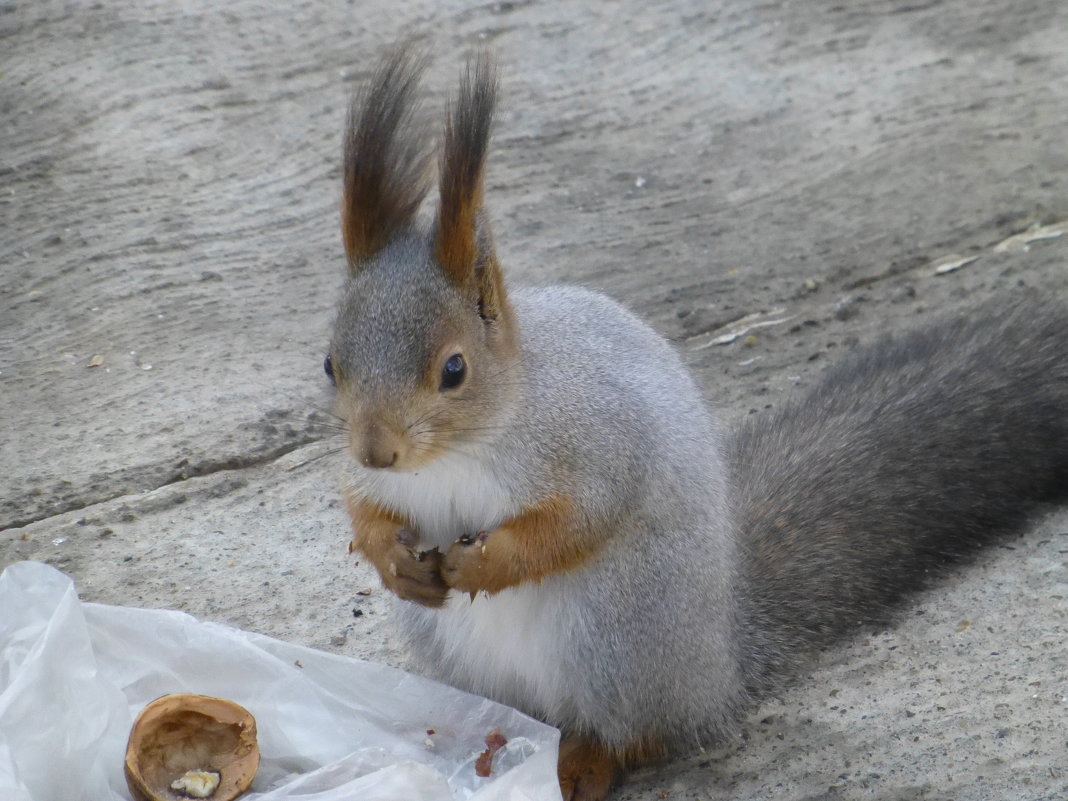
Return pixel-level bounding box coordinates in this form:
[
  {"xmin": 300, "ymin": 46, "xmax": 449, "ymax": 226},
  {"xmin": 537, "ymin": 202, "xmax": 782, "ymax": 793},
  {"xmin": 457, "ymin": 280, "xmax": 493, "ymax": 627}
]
[
  {"xmin": 475, "ymin": 727, "xmax": 508, "ymax": 777},
  {"xmin": 170, "ymin": 770, "xmax": 221, "ymax": 798}
]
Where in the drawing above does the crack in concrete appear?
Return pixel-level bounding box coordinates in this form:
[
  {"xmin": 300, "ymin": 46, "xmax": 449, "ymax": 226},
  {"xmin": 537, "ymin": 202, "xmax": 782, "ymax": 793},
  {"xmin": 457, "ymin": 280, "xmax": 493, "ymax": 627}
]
[{"xmin": 2, "ymin": 435, "xmax": 328, "ymax": 532}]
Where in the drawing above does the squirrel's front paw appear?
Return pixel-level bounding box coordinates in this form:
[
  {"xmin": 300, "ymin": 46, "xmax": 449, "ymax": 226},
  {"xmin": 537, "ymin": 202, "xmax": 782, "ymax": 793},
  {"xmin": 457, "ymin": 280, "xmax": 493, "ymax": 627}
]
[
  {"xmin": 379, "ymin": 529, "xmax": 449, "ymax": 608},
  {"xmin": 442, "ymin": 529, "xmax": 521, "ymax": 596}
]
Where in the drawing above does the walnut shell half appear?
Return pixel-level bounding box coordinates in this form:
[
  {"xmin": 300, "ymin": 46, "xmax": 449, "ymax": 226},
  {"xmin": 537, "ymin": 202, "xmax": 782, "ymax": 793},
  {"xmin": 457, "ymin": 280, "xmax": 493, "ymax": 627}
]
[{"xmin": 124, "ymin": 693, "xmax": 259, "ymax": 801}]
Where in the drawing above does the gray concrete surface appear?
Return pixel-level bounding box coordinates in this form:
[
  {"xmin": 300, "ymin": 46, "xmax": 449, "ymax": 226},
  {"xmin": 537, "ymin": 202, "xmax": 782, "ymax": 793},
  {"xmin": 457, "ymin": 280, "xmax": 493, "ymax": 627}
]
[{"xmin": 2, "ymin": 1, "xmax": 1067, "ymax": 798}]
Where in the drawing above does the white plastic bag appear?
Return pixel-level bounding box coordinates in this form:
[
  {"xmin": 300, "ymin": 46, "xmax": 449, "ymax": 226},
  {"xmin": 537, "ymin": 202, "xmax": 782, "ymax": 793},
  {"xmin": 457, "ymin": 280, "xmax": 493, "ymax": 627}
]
[{"xmin": 0, "ymin": 561, "xmax": 561, "ymax": 801}]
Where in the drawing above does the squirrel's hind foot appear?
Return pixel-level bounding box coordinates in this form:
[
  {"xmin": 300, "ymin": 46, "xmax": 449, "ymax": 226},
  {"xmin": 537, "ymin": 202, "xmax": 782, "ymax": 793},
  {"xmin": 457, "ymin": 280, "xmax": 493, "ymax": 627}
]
[
  {"xmin": 557, "ymin": 734, "xmax": 666, "ymax": 801},
  {"xmin": 558, "ymin": 737, "xmax": 620, "ymax": 801}
]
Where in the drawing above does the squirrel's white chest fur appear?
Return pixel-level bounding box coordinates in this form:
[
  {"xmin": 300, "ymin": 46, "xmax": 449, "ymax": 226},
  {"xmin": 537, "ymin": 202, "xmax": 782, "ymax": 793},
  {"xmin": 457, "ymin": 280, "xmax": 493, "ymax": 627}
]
[
  {"xmin": 352, "ymin": 449, "xmax": 577, "ymax": 719},
  {"xmin": 348, "ymin": 446, "xmax": 517, "ymax": 551},
  {"xmin": 402, "ymin": 578, "xmax": 580, "ymax": 723}
]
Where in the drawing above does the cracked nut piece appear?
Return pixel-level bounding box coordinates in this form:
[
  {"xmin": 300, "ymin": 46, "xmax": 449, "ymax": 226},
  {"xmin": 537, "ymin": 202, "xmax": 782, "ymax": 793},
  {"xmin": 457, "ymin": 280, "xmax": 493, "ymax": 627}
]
[{"xmin": 124, "ymin": 693, "xmax": 259, "ymax": 801}]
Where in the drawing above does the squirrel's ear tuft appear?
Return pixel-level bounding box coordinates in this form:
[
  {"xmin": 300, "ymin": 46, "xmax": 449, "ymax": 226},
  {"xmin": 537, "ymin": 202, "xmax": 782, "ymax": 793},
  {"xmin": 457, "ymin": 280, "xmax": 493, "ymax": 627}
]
[
  {"xmin": 435, "ymin": 52, "xmax": 507, "ymax": 320},
  {"xmin": 342, "ymin": 47, "xmax": 432, "ymax": 271}
]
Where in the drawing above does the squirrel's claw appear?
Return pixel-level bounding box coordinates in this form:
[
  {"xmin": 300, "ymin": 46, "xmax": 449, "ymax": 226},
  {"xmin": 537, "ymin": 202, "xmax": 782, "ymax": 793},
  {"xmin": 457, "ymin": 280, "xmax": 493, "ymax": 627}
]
[{"xmin": 456, "ymin": 530, "xmax": 487, "ymax": 546}]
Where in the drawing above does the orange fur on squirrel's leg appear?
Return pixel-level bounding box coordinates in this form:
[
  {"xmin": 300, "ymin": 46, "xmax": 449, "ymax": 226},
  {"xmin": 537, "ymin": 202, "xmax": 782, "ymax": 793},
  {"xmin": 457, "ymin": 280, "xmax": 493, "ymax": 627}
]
[
  {"xmin": 558, "ymin": 737, "xmax": 619, "ymax": 801},
  {"xmin": 557, "ymin": 735, "xmax": 666, "ymax": 801},
  {"xmin": 343, "ymin": 491, "xmax": 448, "ymax": 607},
  {"xmin": 441, "ymin": 495, "xmax": 608, "ymax": 595}
]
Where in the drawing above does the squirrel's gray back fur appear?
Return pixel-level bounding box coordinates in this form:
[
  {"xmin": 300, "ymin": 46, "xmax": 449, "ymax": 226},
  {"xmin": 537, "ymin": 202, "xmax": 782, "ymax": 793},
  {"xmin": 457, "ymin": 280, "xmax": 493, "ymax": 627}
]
[{"xmin": 397, "ymin": 285, "xmax": 749, "ymax": 747}]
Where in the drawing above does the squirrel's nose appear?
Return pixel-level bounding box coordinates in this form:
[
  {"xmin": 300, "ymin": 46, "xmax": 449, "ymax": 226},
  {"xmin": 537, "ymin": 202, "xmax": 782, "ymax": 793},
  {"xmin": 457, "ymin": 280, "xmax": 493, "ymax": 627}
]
[
  {"xmin": 362, "ymin": 446, "xmax": 398, "ymax": 469},
  {"xmin": 355, "ymin": 420, "xmax": 405, "ymax": 469}
]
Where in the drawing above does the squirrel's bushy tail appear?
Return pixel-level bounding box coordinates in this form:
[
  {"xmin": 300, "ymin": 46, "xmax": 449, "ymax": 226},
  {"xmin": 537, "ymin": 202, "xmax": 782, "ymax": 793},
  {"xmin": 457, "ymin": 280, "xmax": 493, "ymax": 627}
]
[{"xmin": 730, "ymin": 298, "xmax": 1068, "ymax": 687}]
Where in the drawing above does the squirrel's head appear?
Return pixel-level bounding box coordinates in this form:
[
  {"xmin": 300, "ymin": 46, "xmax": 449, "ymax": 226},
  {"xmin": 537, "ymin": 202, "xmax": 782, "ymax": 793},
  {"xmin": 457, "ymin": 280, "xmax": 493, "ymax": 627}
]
[{"xmin": 327, "ymin": 49, "xmax": 518, "ymax": 472}]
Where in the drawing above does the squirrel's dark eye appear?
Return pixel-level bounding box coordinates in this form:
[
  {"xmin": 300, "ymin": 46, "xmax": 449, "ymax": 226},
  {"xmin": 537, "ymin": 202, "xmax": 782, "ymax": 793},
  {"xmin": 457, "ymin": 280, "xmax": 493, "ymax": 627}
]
[
  {"xmin": 440, "ymin": 353, "xmax": 466, "ymax": 391},
  {"xmin": 324, "ymin": 354, "xmax": 335, "ymax": 384}
]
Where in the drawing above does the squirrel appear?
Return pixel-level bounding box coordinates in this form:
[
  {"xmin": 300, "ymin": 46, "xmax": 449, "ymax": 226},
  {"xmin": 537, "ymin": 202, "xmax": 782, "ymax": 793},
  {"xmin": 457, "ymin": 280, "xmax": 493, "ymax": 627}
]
[{"xmin": 325, "ymin": 48, "xmax": 1068, "ymax": 800}]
